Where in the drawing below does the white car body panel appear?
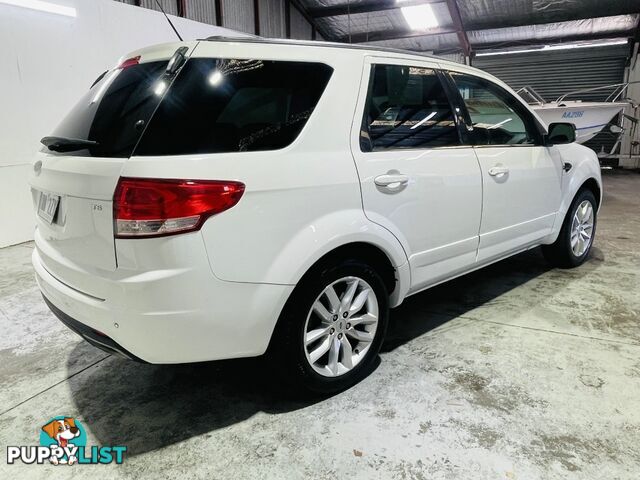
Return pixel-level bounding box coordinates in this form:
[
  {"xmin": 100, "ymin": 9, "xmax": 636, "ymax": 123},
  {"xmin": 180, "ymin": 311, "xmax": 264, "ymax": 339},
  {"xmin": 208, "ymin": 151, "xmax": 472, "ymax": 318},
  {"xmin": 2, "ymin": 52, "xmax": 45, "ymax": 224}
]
[
  {"xmin": 350, "ymin": 56, "xmax": 483, "ymax": 293},
  {"xmin": 29, "ymin": 39, "xmax": 601, "ymax": 364},
  {"xmin": 472, "ymin": 145, "xmax": 562, "ymax": 264},
  {"xmin": 34, "ymin": 232, "xmax": 294, "ymax": 363}
]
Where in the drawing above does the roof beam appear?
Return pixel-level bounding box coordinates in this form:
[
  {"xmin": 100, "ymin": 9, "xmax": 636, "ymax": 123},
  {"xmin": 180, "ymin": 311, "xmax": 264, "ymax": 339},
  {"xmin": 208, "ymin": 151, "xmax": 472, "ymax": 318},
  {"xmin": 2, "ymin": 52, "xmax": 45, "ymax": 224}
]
[
  {"xmin": 176, "ymin": 0, "xmax": 186, "ymax": 17},
  {"xmin": 214, "ymin": 0, "xmax": 223, "ymax": 26},
  {"xmin": 464, "ymin": 8, "xmax": 640, "ymax": 31},
  {"xmin": 471, "ymin": 30, "xmax": 634, "ymax": 52},
  {"xmin": 445, "ymin": 0, "xmax": 470, "ymax": 57},
  {"xmin": 285, "ymin": 0, "xmax": 291, "ymax": 38},
  {"xmin": 309, "ymin": 0, "xmax": 444, "ymax": 19},
  {"xmin": 337, "ymin": 26, "xmax": 458, "ymax": 44},
  {"xmin": 340, "ymin": 15, "xmax": 637, "ymax": 51},
  {"xmin": 253, "ymin": 0, "xmax": 260, "ymax": 35}
]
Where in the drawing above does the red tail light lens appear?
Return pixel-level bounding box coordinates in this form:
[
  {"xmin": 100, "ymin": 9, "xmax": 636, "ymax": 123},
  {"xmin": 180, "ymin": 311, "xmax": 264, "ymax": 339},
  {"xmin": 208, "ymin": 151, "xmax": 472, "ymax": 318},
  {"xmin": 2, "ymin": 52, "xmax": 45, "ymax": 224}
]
[{"xmin": 114, "ymin": 177, "xmax": 245, "ymax": 238}]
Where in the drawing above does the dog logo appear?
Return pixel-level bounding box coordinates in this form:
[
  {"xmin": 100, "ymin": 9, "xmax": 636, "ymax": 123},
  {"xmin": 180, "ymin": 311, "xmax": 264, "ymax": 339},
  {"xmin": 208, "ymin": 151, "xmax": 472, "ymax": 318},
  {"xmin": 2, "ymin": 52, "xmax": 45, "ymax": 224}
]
[
  {"xmin": 6, "ymin": 416, "xmax": 126, "ymax": 465},
  {"xmin": 40, "ymin": 417, "xmax": 85, "ymax": 465}
]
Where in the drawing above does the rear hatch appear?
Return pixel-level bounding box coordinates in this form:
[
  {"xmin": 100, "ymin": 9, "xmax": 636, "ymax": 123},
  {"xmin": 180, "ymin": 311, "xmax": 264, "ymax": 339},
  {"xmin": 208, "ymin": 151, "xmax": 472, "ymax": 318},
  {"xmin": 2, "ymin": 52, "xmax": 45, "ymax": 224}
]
[{"xmin": 30, "ymin": 42, "xmax": 198, "ymax": 283}]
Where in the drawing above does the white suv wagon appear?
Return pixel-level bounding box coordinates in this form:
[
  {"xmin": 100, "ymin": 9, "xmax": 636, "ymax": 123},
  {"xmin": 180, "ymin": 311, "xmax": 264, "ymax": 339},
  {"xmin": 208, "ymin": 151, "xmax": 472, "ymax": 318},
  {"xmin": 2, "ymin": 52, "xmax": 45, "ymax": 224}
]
[{"xmin": 31, "ymin": 38, "xmax": 602, "ymax": 393}]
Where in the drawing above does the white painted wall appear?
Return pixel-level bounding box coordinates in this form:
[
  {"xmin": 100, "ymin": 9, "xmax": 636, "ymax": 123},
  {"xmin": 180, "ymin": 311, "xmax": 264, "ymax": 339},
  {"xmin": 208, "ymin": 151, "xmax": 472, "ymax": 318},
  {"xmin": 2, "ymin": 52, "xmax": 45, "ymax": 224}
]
[{"xmin": 0, "ymin": 0, "xmax": 246, "ymax": 247}]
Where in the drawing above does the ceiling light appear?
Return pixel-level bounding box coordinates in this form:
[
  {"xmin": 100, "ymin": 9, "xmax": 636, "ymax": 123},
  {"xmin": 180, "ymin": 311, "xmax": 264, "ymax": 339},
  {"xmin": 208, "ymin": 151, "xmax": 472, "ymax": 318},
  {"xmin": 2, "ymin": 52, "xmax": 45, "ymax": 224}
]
[
  {"xmin": 0, "ymin": 0, "xmax": 76, "ymax": 17},
  {"xmin": 400, "ymin": 3, "xmax": 439, "ymax": 31},
  {"xmin": 476, "ymin": 39, "xmax": 628, "ymax": 56}
]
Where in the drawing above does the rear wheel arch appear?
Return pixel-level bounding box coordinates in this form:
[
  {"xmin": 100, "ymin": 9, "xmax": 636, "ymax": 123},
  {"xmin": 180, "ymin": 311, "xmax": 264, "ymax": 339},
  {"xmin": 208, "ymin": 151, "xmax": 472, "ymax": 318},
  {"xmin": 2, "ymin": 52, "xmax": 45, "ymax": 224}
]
[
  {"xmin": 266, "ymin": 245, "xmax": 393, "ymax": 392},
  {"xmin": 297, "ymin": 242, "xmax": 397, "ymax": 297},
  {"xmin": 266, "ymin": 242, "xmax": 397, "ymax": 353}
]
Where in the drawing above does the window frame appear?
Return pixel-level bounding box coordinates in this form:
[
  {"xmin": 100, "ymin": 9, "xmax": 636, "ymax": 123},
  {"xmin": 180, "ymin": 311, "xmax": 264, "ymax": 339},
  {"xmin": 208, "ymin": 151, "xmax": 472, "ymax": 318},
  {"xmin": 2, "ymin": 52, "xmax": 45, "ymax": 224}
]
[
  {"xmin": 358, "ymin": 61, "xmax": 468, "ymax": 153},
  {"xmin": 442, "ymin": 70, "xmax": 547, "ymax": 148}
]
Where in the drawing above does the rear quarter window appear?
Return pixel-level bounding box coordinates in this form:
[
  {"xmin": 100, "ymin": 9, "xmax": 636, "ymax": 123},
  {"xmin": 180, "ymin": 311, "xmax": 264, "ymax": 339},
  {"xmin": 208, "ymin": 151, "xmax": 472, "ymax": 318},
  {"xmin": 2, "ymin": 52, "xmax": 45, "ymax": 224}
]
[{"xmin": 134, "ymin": 59, "xmax": 334, "ymax": 155}]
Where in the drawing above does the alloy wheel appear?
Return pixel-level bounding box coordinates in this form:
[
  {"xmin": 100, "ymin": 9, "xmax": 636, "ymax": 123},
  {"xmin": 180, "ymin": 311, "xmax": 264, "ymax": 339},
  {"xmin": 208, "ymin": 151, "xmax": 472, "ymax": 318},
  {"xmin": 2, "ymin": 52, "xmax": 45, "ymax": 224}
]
[
  {"xmin": 570, "ymin": 200, "xmax": 594, "ymax": 257},
  {"xmin": 303, "ymin": 276, "xmax": 379, "ymax": 377}
]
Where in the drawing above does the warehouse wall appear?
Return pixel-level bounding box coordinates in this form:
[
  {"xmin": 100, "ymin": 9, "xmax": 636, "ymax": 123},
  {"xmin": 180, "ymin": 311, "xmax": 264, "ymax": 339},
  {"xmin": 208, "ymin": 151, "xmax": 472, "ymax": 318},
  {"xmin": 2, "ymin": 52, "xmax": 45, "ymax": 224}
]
[
  {"xmin": 117, "ymin": 0, "xmax": 318, "ymax": 38},
  {"xmin": 0, "ymin": 0, "xmax": 321, "ymax": 247},
  {"xmin": 0, "ymin": 0, "xmax": 244, "ymax": 248},
  {"xmin": 222, "ymin": 0, "xmax": 255, "ymax": 34},
  {"xmin": 473, "ymin": 45, "xmax": 629, "ymax": 103},
  {"xmin": 259, "ymin": 0, "xmax": 286, "ymax": 38}
]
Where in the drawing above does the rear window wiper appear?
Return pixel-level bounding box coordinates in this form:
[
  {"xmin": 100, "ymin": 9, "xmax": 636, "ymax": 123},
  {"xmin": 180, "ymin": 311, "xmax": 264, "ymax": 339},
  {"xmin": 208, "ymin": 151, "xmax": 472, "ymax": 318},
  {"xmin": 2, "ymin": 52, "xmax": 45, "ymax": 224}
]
[{"xmin": 41, "ymin": 136, "xmax": 99, "ymax": 152}]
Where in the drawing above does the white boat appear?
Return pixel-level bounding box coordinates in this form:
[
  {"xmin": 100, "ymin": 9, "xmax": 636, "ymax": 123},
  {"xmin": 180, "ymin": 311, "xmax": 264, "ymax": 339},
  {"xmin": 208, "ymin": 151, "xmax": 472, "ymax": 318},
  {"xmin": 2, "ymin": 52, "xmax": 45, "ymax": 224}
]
[
  {"xmin": 517, "ymin": 85, "xmax": 632, "ymax": 143},
  {"xmin": 532, "ymin": 101, "xmax": 627, "ymax": 143}
]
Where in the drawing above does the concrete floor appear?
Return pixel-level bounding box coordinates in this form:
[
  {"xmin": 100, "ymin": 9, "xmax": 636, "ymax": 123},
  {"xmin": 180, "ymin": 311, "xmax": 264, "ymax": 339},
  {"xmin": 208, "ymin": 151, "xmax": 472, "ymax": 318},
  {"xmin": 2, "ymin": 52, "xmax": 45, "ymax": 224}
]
[{"xmin": 1, "ymin": 170, "xmax": 639, "ymax": 479}]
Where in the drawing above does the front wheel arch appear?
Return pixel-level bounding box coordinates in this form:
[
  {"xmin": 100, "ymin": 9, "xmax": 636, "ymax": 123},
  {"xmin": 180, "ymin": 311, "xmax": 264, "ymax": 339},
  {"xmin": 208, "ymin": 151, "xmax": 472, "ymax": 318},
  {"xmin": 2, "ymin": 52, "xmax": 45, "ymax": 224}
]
[
  {"xmin": 580, "ymin": 177, "xmax": 601, "ymax": 208},
  {"xmin": 542, "ymin": 188, "xmax": 597, "ymax": 268}
]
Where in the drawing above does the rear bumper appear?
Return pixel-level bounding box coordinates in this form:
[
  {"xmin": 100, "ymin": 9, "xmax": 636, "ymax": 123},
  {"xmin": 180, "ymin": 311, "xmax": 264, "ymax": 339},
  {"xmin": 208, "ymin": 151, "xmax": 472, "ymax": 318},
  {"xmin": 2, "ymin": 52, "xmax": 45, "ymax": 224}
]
[
  {"xmin": 33, "ymin": 238, "xmax": 294, "ymax": 364},
  {"xmin": 42, "ymin": 294, "xmax": 146, "ymax": 362}
]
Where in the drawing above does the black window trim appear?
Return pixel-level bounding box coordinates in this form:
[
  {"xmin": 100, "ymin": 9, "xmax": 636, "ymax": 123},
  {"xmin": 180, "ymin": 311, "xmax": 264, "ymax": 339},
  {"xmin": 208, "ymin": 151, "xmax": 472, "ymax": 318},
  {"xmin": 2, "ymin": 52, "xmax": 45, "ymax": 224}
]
[
  {"xmin": 442, "ymin": 70, "xmax": 547, "ymax": 148},
  {"xmin": 359, "ymin": 62, "xmax": 467, "ymax": 153}
]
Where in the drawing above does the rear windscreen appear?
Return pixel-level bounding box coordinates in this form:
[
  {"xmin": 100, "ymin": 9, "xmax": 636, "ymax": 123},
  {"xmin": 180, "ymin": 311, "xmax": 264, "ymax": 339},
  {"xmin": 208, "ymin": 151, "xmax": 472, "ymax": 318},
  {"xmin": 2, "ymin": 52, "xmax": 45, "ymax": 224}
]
[
  {"xmin": 49, "ymin": 61, "xmax": 170, "ymax": 157},
  {"xmin": 133, "ymin": 59, "xmax": 334, "ymax": 155}
]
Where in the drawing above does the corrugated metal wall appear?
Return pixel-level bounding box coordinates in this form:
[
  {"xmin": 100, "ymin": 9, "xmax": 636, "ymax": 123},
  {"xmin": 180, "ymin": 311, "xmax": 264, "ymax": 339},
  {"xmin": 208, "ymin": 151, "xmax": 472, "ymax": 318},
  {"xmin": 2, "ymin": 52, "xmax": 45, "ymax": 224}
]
[
  {"xmin": 436, "ymin": 52, "xmax": 466, "ymax": 65},
  {"xmin": 473, "ymin": 45, "xmax": 629, "ymax": 103},
  {"xmin": 259, "ymin": 0, "xmax": 286, "ymax": 38},
  {"xmin": 290, "ymin": 4, "xmax": 313, "ymax": 40},
  {"xmin": 114, "ymin": 0, "xmax": 315, "ymax": 39},
  {"xmin": 140, "ymin": 0, "xmax": 178, "ymax": 16},
  {"xmin": 187, "ymin": 0, "xmax": 217, "ymax": 25},
  {"xmin": 222, "ymin": 0, "xmax": 255, "ymax": 34}
]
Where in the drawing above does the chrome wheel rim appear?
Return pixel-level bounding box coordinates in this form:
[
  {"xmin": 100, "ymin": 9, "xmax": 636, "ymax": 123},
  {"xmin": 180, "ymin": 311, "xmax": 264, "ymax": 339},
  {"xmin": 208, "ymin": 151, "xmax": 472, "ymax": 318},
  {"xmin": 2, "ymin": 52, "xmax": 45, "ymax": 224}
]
[
  {"xmin": 303, "ymin": 276, "xmax": 379, "ymax": 378},
  {"xmin": 570, "ymin": 200, "xmax": 594, "ymax": 257}
]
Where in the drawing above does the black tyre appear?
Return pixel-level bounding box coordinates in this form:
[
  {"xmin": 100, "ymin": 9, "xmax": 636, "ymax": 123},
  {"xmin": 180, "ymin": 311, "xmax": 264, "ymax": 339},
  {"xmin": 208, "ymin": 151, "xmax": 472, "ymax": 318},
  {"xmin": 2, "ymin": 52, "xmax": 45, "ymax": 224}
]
[
  {"xmin": 542, "ymin": 189, "xmax": 597, "ymax": 268},
  {"xmin": 270, "ymin": 259, "xmax": 389, "ymax": 394}
]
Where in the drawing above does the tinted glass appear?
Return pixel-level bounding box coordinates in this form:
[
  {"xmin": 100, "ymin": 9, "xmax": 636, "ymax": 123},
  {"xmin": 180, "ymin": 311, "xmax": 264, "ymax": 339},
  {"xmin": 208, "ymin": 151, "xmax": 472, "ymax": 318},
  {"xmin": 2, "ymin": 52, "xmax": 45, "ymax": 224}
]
[
  {"xmin": 361, "ymin": 64, "xmax": 459, "ymax": 151},
  {"xmin": 134, "ymin": 59, "xmax": 333, "ymax": 155},
  {"xmin": 49, "ymin": 61, "xmax": 169, "ymax": 157},
  {"xmin": 451, "ymin": 73, "xmax": 542, "ymax": 146}
]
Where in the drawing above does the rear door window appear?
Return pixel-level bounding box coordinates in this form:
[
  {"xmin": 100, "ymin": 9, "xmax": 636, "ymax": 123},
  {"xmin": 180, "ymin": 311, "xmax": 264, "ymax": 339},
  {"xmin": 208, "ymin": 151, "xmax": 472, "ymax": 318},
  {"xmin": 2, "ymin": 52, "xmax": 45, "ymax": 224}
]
[
  {"xmin": 134, "ymin": 59, "xmax": 334, "ymax": 155},
  {"xmin": 360, "ymin": 64, "xmax": 460, "ymax": 151},
  {"xmin": 48, "ymin": 61, "xmax": 170, "ymax": 157}
]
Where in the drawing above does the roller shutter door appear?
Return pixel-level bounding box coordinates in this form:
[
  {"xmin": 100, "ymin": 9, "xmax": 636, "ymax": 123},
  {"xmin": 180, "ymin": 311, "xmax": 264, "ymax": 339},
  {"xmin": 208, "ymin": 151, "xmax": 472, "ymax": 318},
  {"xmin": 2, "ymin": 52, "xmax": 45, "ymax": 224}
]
[{"xmin": 474, "ymin": 45, "xmax": 630, "ymax": 155}]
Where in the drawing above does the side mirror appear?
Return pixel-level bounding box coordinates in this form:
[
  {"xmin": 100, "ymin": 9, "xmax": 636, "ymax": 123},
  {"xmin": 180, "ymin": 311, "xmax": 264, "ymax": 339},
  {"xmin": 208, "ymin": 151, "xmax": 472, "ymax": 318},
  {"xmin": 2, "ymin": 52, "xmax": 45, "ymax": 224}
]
[{"xmin": 547, "ymin": 122, "xmax": 576, "ymax": 145}]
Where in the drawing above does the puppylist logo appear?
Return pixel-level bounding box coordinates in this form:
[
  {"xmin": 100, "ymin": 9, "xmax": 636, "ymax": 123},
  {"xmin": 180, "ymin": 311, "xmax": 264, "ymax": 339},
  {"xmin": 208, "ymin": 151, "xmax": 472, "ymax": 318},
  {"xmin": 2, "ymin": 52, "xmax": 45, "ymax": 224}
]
[{"xmin": 7, "ymin": 416, "xmax": 126, "ymax": 465}]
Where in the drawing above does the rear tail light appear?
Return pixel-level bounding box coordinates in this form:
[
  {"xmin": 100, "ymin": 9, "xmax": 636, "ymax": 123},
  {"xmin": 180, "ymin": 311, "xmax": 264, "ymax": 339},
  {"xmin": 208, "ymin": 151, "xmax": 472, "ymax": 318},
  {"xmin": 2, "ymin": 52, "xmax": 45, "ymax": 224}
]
[{"xmin": 113, "ymin": 177, "xmax": 245, "ymax": 238}]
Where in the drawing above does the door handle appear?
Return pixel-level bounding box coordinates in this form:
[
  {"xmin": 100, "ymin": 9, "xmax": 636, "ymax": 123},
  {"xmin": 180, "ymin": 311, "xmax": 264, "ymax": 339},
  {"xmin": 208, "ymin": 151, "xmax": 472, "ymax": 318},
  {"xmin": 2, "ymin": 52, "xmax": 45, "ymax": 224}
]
[
  {"xmin": 374, "ymin": 173, "xmax": 409, "ymax": 189},
  {"xmin": 488, "ymin": 166, "xmax": 509, "ymax": 177}
]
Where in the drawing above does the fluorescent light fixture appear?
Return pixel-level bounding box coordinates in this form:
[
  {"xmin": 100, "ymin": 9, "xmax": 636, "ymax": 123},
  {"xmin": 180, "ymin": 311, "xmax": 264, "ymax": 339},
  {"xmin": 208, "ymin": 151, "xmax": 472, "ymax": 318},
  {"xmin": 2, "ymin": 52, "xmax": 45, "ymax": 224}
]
[
  {"xmin": 399, "ymin": 3, "xmax": 439, "ymax": 31},
  {"xmin": 0, "ymin": 0, "xmax": 76, "ymax": 17},
  {"xmin": 476, "ymin": 39, "xmax": 628, "ymax": 57}
]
